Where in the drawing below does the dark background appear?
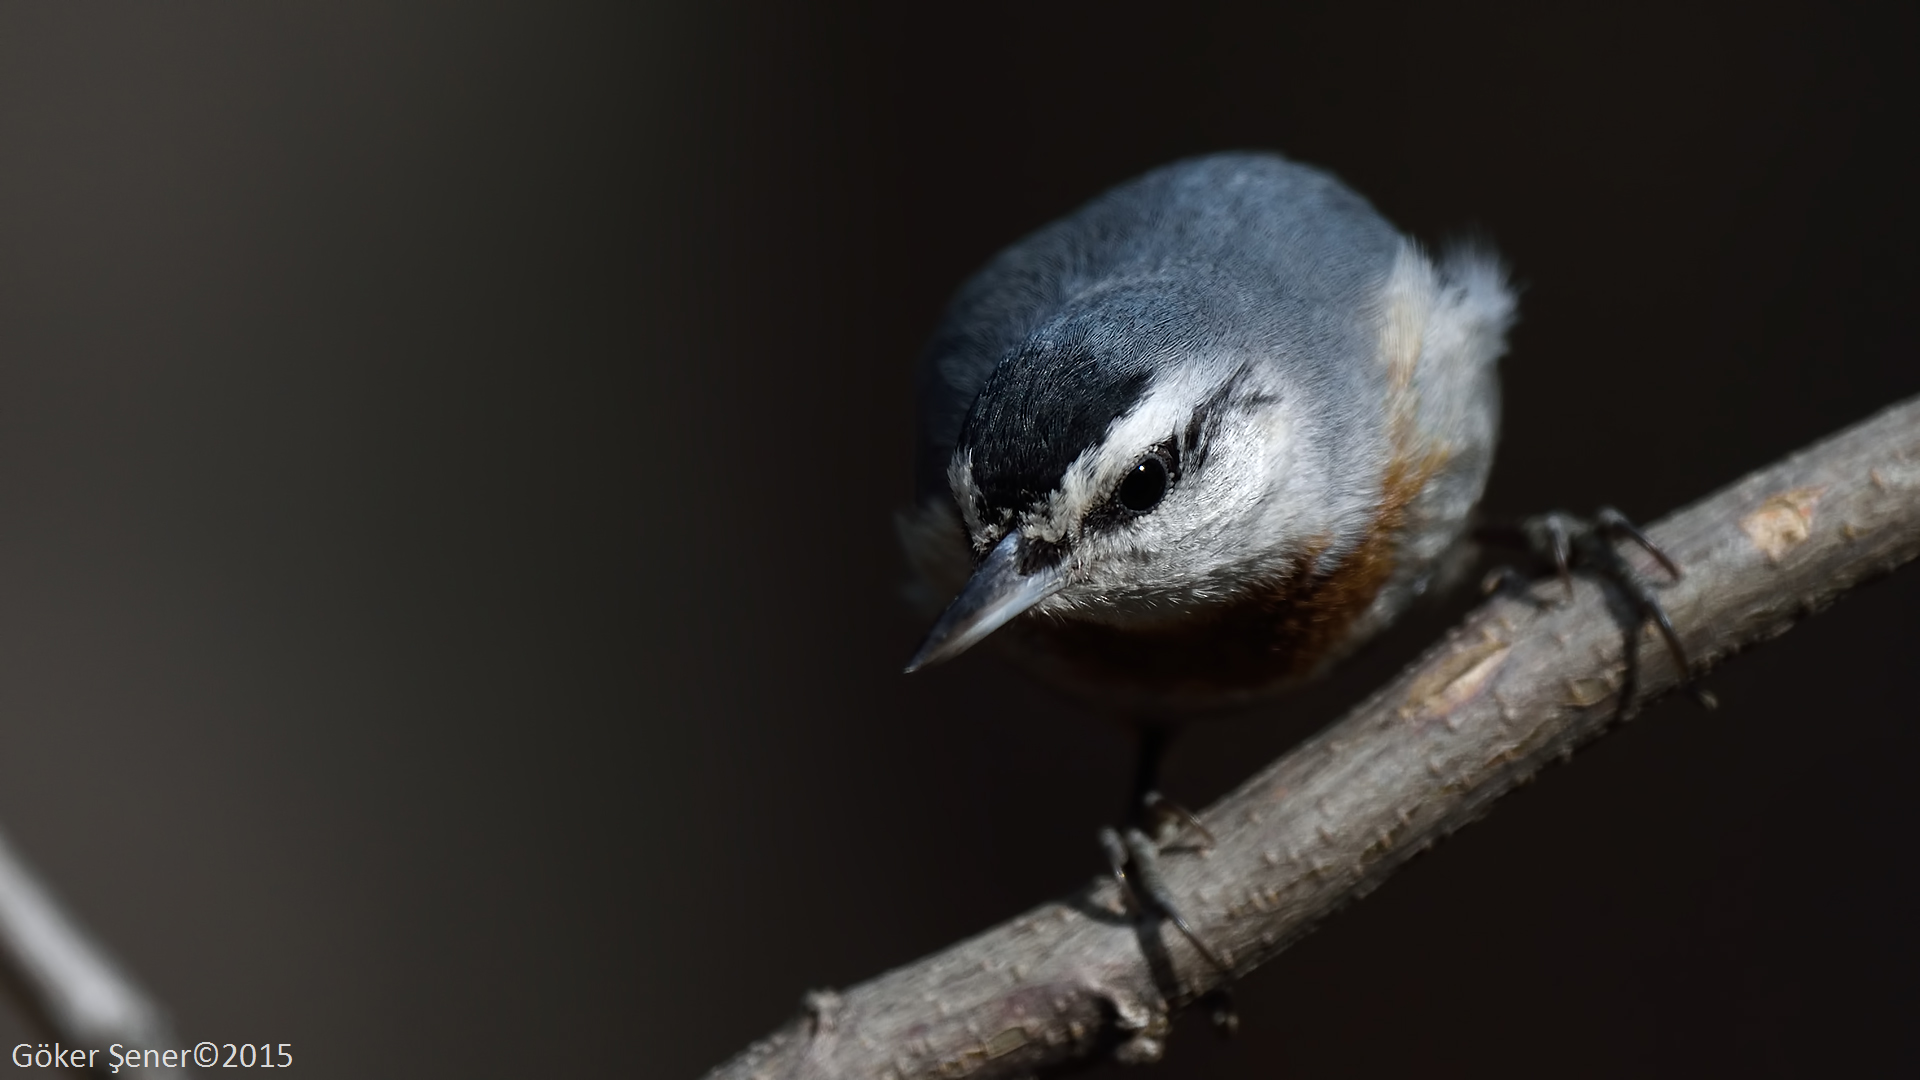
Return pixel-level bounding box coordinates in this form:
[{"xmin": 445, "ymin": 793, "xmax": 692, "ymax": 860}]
[{"xmin": 0, "ymin": 2, "xmax": 1914, "ymax": 1076}]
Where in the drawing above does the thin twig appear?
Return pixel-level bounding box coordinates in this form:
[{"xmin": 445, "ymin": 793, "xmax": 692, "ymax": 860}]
[
  {"xmin": 0, "ymin": 827, "xmax": 185, "ymax": 1075},
  {"xmin": 706, "ymin": 395, "xmax": 1920, "ymax": 1080}
]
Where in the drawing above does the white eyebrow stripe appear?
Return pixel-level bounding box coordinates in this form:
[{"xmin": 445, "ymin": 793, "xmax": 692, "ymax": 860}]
[{"xmin": 1017, "ymin": 365, "xmax": 1248, "ymax": 546}]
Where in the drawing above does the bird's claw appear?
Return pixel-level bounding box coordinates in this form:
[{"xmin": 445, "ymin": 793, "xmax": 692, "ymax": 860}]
[
  {"xmin": 1483, "ymin": 507, "xmax": 1713, "ymax": 708},
  {"xmin": 1100, "ymin": 794, "xmax": 1237, "ymax": 1034}
]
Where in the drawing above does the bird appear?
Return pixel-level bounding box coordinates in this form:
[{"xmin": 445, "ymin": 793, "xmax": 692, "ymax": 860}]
[
  {"xmin": 901, "ymin": 151, "xmax": 1515, "ymax": 723},
  {"xmin": 896, "ymin": 151, "xmax": 1693, "ymax": 1004},
  {"xmin": 895, "ymin": 148, "xmax": 1520, "ymax": 994}
]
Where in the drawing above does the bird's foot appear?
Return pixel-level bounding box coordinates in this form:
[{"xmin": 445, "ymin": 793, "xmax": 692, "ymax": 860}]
[
  {"xmin": 1099, "ymin": 792, "xmax": 1238, "ymax": 1035},
  {"xmin": 1481, "ymin": 507, "xmax": 1715, "ymax": 709}
]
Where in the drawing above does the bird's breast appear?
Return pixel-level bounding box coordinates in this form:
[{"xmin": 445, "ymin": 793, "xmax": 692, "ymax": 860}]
[{"xmin": 1002, "ymin": 445, "xmax": 1448, "ymax": 713}]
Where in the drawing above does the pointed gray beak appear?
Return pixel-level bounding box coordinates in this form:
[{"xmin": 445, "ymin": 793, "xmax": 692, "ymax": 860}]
[{"xmin": 905, "ymin": 531, "xmax": 1066, "ymax": 673}]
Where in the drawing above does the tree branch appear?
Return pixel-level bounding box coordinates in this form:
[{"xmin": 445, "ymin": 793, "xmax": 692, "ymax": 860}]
[
  {"xmin": 0, "ymin": 827, "xmax": 185, "ymax": 1075},
  {"xmin": 706, "ymin": 396, "xmax": 1920, "ymax": 1080}
]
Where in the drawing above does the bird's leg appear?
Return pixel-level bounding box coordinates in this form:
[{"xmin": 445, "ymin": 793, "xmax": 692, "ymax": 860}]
[
  {"xmin": 1099, "ymin": 722, "xmax": 1237, "ymax": 1032},
  {"xmin": 1127, "ymin": 721, "xmax": 1173, "ymax": 826},
  {"xmin": 1479, "ymin": 507, "xmax": 1714, "ymax": 708},
  {"xmin": 1126, "ymin": 726, "xmax": 1213, "ymax": 848}
]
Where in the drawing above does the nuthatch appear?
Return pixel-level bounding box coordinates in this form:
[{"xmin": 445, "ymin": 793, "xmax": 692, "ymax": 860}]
[
  {"xmin": 897, "ymin": 152, "xmax": 1692, "ymax": 1009},
  {"xmin": 902, "ymin": 152, "xmax": 1515, "ymax": 712}
]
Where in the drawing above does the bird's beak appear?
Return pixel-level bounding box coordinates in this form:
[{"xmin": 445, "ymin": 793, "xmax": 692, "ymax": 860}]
[{"xmin": 905, "ymin": 531, "xmax": 1066, "ymax": 673}]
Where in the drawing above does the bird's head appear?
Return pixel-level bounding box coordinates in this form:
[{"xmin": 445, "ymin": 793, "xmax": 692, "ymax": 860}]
[{"xmin": 906, "ymin": 281, "xmax": 1340, "ymax": 672}]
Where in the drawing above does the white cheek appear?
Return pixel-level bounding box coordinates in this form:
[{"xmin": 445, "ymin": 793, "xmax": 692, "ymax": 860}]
[{"xmin": 1127, "ymin": 414, "xmax": 1316, "ymax": 598}]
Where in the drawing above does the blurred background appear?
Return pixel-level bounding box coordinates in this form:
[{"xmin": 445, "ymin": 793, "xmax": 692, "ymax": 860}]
[{"xmin": 0, "ymin": 2, "xmax": 1915, "ymax": 1076}]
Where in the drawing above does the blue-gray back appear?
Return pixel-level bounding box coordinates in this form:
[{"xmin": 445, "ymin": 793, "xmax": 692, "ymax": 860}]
[{"xmin": 914, "ymin": 152, "xmax": 1405, "ymax": 503}]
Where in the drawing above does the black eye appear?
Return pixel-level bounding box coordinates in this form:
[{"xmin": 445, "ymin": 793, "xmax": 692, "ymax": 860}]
[{"xmin": 1117, "ymin": 454, "xmax": 1169, "ymax": 513}]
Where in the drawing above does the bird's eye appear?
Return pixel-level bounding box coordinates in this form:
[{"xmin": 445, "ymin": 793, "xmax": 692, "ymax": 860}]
[{"xmin": 1117, "ymin": 454, "xmax": 1169, "ymax": 513}]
